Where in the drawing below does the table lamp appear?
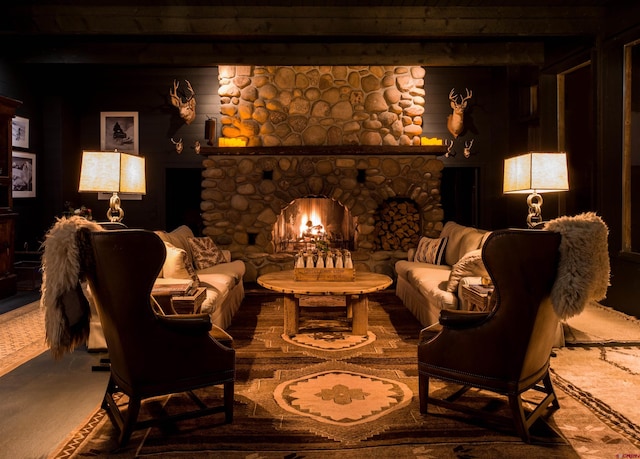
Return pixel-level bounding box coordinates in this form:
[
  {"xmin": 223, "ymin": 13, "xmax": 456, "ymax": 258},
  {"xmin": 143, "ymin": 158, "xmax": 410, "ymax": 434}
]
[
  {"xmin": 78, "ymin": 150, "xmax": 146, "ymax": 222},
  {"xmin": 503, "ymin": 152, "xmax": 569, "ymax": 228}
]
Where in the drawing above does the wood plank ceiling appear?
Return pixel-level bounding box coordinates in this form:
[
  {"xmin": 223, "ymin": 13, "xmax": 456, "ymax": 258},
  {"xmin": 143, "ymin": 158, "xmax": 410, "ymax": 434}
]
[{"xmin": 1, "ymin": 1, "xmax": 614, "ymax": 66}]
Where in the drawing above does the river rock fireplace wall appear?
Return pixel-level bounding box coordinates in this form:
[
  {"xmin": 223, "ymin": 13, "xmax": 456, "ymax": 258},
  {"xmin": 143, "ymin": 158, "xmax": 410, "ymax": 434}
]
[{"xmin": 200, "ymin": 148, "xmax": 445, "ymax": 282}]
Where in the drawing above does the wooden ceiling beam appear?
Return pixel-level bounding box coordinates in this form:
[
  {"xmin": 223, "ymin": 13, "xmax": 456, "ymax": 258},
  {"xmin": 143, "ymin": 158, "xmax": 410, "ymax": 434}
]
[
  {"xmin": 12, "ymin": 41, "xmax": 546, "ymax": 67},
  {"xmin": 6, "ymin": 6, "xmax": 603, "ymax": 38}
]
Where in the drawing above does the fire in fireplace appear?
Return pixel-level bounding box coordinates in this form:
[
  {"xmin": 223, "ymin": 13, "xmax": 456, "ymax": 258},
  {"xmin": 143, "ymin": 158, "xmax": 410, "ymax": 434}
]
[{"xmin": 273, "ymin": 197, "xmax": 356, "ymax": 252}]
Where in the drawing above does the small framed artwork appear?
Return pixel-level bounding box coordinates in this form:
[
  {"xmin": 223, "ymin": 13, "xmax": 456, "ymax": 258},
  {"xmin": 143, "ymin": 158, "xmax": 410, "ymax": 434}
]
[
  {"xmin": 12, "ymin": 116, "xmax": 29, "ymax": 149},
  {"xmin": 12, "ymin": 151, "xmax": 36, "ymax": 198},
  {"xmin": 99, "ymin": 111, "xmax": 141, "ymax": 201},
  {"xmin": 100, "ymin": 111, "xmax": 139, "ymax": 153}
]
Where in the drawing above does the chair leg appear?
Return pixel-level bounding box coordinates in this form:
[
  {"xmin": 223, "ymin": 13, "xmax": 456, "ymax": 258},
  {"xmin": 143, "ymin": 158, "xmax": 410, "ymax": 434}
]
[
  {"xmin": 100, "ymin": 375, "xmax": 142, "ymax": 447},
  {"xmin": 418, "ymin": 373, "xmax": 429, "ymax": 413},
  {"xmin": 508, "ymin": 393, "xmax": 531, "ymax": 443},
  {"xmin": 509, "ymin": 372, "xmax": 560, "ymax": 443},
  {"xmin": 119, "ymin": 396, "xmax": 141, "ymax": 447},
  {"xmin": 543, "ymin": 372, "xmax": 560, "ymax": 409}
]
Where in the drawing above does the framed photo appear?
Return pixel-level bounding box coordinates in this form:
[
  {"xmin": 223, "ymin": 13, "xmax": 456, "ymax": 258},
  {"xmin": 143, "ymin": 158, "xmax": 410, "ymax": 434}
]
[
  {"xmin": 100, "ymin": 111, "xmax": 138, "ymax": 153},
  {"xmin": 12, "ymin": 151, "xmax": 36, "ymax": 198},
  {"xmin": 12, "ymin": 116, "xmax": 29, "ymax": 149},
  {"xmin": 99, "ymin": 112, "xmax": 141, "ymax": 200}
]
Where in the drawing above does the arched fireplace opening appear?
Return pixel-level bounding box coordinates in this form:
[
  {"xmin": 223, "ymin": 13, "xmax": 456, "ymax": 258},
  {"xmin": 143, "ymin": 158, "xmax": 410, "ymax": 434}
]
[{"xmin": 273, "ymin": 196, "xmax": 357, "ymax": 253}]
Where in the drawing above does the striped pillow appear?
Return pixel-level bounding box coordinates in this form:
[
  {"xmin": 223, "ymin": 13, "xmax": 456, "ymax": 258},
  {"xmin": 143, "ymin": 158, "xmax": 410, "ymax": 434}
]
[{"xmin": 414, "ymin": 236, "xmax": 448, "ymax": 265}]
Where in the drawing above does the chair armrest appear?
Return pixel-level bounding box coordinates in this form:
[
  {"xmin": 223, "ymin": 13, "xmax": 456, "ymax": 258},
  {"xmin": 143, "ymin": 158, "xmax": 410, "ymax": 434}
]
[
  {"xmin": 156, "ymin": 313, "xmax": 212, "ymax": 334},
  {"xmin": 439, "ymin": 309, "xmax": 490, "ymax": 329}
]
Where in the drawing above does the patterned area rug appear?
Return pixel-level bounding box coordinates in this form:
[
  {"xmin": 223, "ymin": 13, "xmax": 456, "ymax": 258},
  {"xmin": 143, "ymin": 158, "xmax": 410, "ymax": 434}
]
[
  {"xmin": 563, "ymin": 300, "xmax": 640, "ymax": 345},
  {"xmin": 50, "ymin": 293, "xmax": 640, "ymax": 458},
  {"xmin": 0, "ymin": 300, "xmax": 46, "ymax": 377}
]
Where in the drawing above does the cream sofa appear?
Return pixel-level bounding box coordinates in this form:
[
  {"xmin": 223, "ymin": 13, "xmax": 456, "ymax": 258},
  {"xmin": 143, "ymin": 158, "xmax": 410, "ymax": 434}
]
[
  {"xmin": 395, "ymin": 221, "xmax": 490, "ymax": 327},
  {"xmin": 153, "ymin": 225, "xmax": 245, "ymax": 330},
  {"xmin": 88, "ymin": 225, "xmax": 245, "ymax": 351}
]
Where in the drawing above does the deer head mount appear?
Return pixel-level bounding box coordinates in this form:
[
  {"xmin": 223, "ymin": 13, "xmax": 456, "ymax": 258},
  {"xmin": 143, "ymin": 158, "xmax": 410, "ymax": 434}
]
[
  {"xmin": 447, "ymin": 88, "xmax": 472, "ymax": 138},
  {"xmin": 464, "ymin": 139, "xmax": 474, "ymax": 158},
  {"xmin": 170, "ymin": 79, "xmax": 196, "ymax": 125},
  {"xmin": 171, "ymin": 137, "xmax": 183, "ymax": 154}
]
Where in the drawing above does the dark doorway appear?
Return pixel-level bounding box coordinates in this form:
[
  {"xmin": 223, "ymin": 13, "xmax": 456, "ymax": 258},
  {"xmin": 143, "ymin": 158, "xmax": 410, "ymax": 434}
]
[
  {"xmin": 564, "ymin": 64, "xmax": 594, "ymax": 216},
  {"xmin": 166, "ymin": 168, "xmax": 203, "ymax": 235},
  {"xmin": 440, "ymin": 167, "xmax": 479, "ymax": 227}
]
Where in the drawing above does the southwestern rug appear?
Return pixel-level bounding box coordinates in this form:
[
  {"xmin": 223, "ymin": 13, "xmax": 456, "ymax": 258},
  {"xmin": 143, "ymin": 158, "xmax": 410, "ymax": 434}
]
[{"xmin": 51, "ymin": 292, "xmax": 640, "ymax": 458}]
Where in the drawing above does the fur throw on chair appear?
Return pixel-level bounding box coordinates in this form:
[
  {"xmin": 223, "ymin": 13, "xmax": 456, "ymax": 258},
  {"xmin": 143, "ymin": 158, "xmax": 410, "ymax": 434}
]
[
  {"xmin": 40, "ymin": 216, "xmax": 104, "ymax": 359},
  {"xmin": 544, "ymin": 212, "xmax": 610, "ymax": 319}
]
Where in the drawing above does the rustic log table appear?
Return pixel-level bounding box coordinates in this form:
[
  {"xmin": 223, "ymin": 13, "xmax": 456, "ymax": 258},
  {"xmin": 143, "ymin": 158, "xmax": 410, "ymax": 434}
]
[{"xmin": 257, "ymin": 270, "xmax": 392, "ymax": 336}]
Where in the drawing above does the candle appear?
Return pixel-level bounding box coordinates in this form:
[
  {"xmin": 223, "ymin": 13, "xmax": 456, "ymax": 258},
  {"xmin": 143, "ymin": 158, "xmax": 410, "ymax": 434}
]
[
  {"xmin": 218, "ymin": 138, "xmax": 247, "ymax": 147},
  {"xmin": 420, "ymin": 137, "xmax": 443, "ymax": 146}
]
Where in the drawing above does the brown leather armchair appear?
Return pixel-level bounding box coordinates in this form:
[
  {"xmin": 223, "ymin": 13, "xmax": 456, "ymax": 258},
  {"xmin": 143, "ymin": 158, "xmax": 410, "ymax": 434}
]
[
  {"xmin": 81, "ymin": 229, "xmax": 235, "ymax": 446},
  {"xmin": 418, "ymin": 228, "xmax": 561, "ymax": 442}
]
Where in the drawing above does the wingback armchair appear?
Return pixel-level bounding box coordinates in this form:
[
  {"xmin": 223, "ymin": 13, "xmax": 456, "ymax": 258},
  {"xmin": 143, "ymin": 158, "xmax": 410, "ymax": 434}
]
[
  {"xmin": 418, "ymin": 228, "xmax": 562, "ymax": 442},
  {"xmin": 81, "ymin": 229, "xmax": 235, "ymax": 446}
]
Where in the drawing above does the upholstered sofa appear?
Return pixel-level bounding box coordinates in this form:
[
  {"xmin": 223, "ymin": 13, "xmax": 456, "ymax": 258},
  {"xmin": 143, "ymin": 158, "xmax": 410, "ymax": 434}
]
[
  {"xmin": 395, "ymin": 221, "xmax": 491, "ymax": 327},
  {"xmin": 153, "ymin": 225, "xmax": 245, "ymax": 329},
  {"xmin": 88, "ymin": 225, "xmax": 245, "ymax": 351}
]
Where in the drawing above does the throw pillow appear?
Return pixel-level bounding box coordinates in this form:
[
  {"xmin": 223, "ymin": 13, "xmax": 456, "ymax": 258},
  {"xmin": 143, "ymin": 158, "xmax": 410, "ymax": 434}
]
[
  {"xmin": 188, "ymin": 236, "xmax": 229, "ymax": 270},
  {"xmin": 414, "ymin": 236, "xmax": 448, "ymax": 265},
  {"xmin": 446, "ymin": 249, "xmax": 488, "ymax": 292},
  {"xmin": 162, "ymin": 242, "xmax": 199, "ymax": 283}
]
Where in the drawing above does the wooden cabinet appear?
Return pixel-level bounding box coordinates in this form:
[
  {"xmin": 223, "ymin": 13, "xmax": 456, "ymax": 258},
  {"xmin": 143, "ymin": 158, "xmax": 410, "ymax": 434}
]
[{"xmin": 0, "ymin": 95, "xmax": 22, "ymax": 298}]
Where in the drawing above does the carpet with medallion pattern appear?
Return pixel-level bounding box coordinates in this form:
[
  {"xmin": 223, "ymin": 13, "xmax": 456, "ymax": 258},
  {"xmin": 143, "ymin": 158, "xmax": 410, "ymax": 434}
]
[{"xmin": 50, "ymin": 292, "xmax": 640, "ymax": 458}]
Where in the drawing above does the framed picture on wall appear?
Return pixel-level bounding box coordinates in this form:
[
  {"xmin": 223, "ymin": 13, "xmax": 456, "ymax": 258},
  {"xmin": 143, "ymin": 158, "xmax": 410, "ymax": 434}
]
[
  {"xmin": 12, "ymin": 151, "xmax": 36, "ymax": 198},
  {"xmin": 12, "ymin": 116, "xmax": 29, "ymax": 149},
  {"xmin": 100, "ymin": 111, "xmax": 139, "ymax": 153},
  {"xmin": 99, "ymin": 111, "xmax": 141, "ymax": 200}
]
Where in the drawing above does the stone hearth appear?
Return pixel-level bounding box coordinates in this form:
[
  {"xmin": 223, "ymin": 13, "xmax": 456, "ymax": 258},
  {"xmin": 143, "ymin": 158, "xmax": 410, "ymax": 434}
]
[{"xmin": 200, "ymin": 146, "xmax": 445, "ymax": 282}]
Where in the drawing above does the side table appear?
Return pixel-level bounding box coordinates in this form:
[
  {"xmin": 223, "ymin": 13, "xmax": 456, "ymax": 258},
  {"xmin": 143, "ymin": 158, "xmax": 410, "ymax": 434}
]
[
  {"xmin": 460, "ymin": 283, "xmax": 494, "ymax": 312},
  {"xmin": 151, "ymin": 286, "xmax": 207, "ymax": 314}
]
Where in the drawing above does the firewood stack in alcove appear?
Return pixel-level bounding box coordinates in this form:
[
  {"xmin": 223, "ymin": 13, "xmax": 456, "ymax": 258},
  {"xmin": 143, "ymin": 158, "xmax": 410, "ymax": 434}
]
[{"xmin": 374, "ymin": 200, "xmax": 421, "ymax": 251}]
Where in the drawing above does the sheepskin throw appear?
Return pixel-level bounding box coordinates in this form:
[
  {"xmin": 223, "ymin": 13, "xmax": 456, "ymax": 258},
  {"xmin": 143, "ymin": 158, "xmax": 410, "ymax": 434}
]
[
  {"xmin": 544, "ymin": 212, "xmax": 610, "ymax": 319},
  {"xmin": 40, "ymin": 216, "xmax": 104, "ymax": 359}
]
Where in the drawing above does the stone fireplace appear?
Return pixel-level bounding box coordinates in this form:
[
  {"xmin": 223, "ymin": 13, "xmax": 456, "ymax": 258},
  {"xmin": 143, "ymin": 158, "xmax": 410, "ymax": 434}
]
[
  {"xmin": 200, "ymin": 147, "xmax": 445, "ymax": 282},
  {"xmin": 202, "ymin": 65, "xmax": 447, "ymax": 282}
]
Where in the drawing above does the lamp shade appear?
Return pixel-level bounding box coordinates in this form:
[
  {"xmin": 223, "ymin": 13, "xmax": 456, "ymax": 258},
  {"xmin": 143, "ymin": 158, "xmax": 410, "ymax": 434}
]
[
  {"xmin": 79, "ymin": 151, "xmax": 146, "ymax": 194},
  {"xmin": 503, "ymin": 152, "xmax": 569, "ymax": 194}
]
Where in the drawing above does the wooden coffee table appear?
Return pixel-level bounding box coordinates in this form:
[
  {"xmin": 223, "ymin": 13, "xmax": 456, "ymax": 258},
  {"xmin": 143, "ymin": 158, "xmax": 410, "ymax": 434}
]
[{"xmin": 257, "ymin": 271, "xmax": 392, "ymax": 336}]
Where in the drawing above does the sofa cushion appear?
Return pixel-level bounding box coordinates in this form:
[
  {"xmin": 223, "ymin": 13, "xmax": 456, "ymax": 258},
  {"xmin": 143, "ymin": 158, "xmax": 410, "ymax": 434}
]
[
  {"xmin": 162, "ymin": 241, "xmax": 199, "ymax": 283},
  {"xmin": 408, "ymin": 267, "xmax": 458, "ymax": 310},
  {"xmin": 440, "ymin": 221, "xmax": 486, "ymax": 266},
  {"xmin": 155, "ymin": 225, "xmax": 196, "ymax": 267},
  {"xmin": 197, "ymin": 260, "xmax": 246, "ymax": 284},
  {"xmin": 395, "ymin": 260, "xmax": 450, "ymax": 281},
  {"xmin": 414, "ymin": 236, "xmax": 448, "ymax": 264},
  {"xmin": 188, "ymin": 236, "xmax": 229, "ymax": 269},
  {"xmin": 446, "ymin": 249, "xmax": 488, "ymax": 292}
]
